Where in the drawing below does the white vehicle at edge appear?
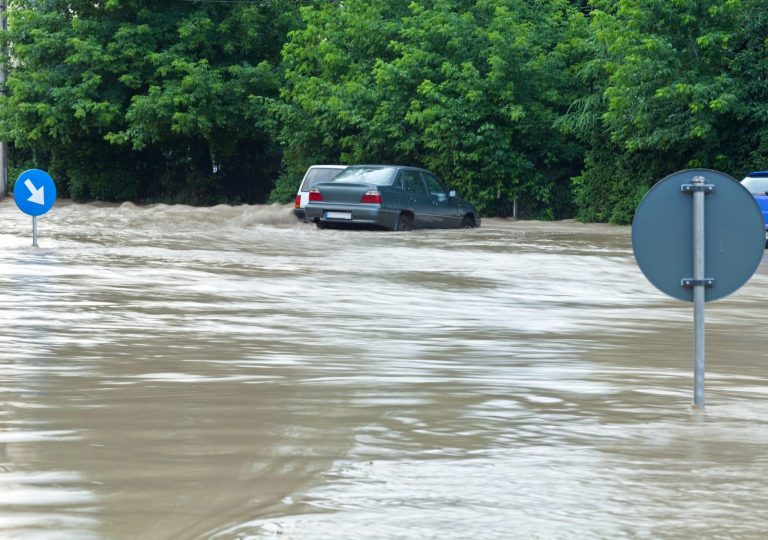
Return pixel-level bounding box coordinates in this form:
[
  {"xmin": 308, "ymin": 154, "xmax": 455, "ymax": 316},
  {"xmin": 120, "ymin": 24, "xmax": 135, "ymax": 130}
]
[
  {"xmin": 293, "ymin": 165, "xmax": 347, "ymax": 221},
  {"xmin": 740, "ymin": 170, "xmax": 768, "ymax": 245}
]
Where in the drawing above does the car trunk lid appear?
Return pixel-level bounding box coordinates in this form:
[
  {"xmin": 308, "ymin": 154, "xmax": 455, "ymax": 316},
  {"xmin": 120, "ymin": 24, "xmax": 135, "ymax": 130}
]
[{"xmin": 312, "ymin": 182, "xmax": 378, "ymax": 204}]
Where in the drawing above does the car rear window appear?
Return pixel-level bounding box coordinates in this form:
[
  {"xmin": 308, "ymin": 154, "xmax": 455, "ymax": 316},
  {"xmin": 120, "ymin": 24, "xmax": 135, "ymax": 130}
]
[
  {"xmin": 331, "ymin": 167, "xmax": 398, "ymax": 186},
  {"xmin": 742, "ymin": 177, "xmax": 768, "ymax": 195},
  {"xmin": 300, "ymin": 167, "xmax": 345, "ymax": 192}
]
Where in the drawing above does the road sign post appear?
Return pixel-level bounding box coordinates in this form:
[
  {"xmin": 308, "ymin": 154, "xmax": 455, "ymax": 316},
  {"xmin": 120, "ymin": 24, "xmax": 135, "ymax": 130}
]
[
  {"xmin": 32, "ymin": 216, "xmax": 37, "ymax": 247},
  {"xmin": 13, "ymin": 169, "xmax": 57, "ymax": 246},
  {"xmin": 632, "ymin": 169, "xmax": 764, "ymax": 410},
  {"xmin": 690, "ymin": 175, "xmax": 707, "ymax": 409}
]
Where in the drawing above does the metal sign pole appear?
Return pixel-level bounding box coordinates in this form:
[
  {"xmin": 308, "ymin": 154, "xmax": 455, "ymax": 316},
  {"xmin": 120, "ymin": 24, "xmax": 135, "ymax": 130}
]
[
  {"xmin": 32, "ymin": 215, "xmax": 38, "ymax": 247},
  {"xmin": 633, "ymin": 168, "xmax": 764, "ymax": 410},
  {"xmin": 692, "ymin": 175, "xmax": 706, "ymax": 410}
]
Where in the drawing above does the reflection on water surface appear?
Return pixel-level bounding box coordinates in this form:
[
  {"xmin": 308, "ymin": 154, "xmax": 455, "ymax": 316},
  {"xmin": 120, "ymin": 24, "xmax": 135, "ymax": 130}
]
[{"xmin": 1, "ymin": 199, "xmax": 767, "ymax": 538}]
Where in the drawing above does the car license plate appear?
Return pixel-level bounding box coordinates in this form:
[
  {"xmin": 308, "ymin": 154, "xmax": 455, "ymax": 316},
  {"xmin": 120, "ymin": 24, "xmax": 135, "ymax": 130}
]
[{"xmin": 326, "ymin": 211, "xmax": 352, "ymax": 220}]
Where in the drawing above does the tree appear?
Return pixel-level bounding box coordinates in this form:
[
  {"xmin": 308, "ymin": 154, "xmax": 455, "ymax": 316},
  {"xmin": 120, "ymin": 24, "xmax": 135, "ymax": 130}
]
[
  {"xmin": 563, "ymin": 0, "xmax": 766, "ymax": 223},
  {"xmin": 1, "ymin": 0, "xmax": 302, "ymax": 203},
  {"xmin": 275, "ymin": 0, "xmax": 588, "ymax": 218},
  {"xmin": 731, "ymin": 0, "xmax": 768, "ymax": 171},
  {"xmin": 269, "ymin": 0, "xmax": 412, "ymax": 203}
]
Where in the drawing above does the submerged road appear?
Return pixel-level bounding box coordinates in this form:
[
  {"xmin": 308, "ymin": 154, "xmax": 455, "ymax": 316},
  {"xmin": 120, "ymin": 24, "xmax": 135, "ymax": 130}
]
[{"xmin": 1, "ymin": 199, "xmax": 768, "ymax": 538}]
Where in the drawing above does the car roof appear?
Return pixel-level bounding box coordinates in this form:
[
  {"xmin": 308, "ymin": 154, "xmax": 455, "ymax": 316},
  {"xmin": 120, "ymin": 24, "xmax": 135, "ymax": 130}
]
[
  {"xmin": 345, "ymin": 164, "xmax": 429, "ymax": 172},
  {"xmin": 308, "ymin": 164, "xmax": 347, "ymax": 169}
]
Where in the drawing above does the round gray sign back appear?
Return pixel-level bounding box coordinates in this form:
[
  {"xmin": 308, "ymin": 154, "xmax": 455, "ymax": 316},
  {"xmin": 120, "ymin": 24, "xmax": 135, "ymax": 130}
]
[{"xmin": 632, "ymin": 169, "xmax": 764, "ymax": 302}]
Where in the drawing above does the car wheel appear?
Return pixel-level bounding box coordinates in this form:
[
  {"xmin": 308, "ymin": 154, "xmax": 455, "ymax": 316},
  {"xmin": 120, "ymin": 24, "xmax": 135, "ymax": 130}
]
[
  {"xmin": 315, "ymin": 221, "xmax": 327, "ymax": 230},
  {"xmin": 461, "ymin": 215, "xmax": 475, "ymax": 228},
  {"xmin": 396, "ymin": 214, "xmax": 413, "ymax": 231}
]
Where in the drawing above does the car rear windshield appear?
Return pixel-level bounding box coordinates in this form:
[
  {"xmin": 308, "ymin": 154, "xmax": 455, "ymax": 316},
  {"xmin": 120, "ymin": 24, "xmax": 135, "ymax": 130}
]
[
  {"xmin": 330, "ymin": 167, "xmax": 398, "ymax": 186},
  {"xmin": 300, "ymin": 167, "xmax": 345, "ymax": 192},
  {"xmin": 742, "ymin": 177, "xmax": 768, "ymax": 195}
]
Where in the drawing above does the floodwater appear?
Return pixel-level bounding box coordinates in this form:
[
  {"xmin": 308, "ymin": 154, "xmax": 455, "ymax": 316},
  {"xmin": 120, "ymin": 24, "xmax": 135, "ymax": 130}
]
[{"xmin": 1, "ymin": 199, "xmax": 768, "ymax": 539}]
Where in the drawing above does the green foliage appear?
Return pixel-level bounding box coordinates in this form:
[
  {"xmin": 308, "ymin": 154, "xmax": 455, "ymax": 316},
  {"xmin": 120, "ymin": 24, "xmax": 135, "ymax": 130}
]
[
  {"xmin": 276, "ymin": 0, "xmax": 588, "ymax": 218},
  {"xmin": 2, "ymin": 1, "xmax": 766, "ymax": 221},
  {"xmin": 6, "ymin": 144, "xmax": 36, "ymax": 193},
  {"xmin": 562, "ymin": 0, "xmax": 768, "ymax": 223},
  {"xmin": 0, "ymin": 0, "xmax": 300, "ymax": 203},
  {"xmin": 732, "ymin": 0, "xmax": 768, "ymax": 171},
  {"xmin": 267, "ymin": 171, "xmax": 301, "ymax": 204}
]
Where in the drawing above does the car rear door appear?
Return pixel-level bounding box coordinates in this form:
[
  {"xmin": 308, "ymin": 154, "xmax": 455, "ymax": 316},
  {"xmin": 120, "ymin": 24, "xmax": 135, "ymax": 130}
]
[{"xmin": 402, "ymin": 170, "xmax": 435, "ymax": 227}]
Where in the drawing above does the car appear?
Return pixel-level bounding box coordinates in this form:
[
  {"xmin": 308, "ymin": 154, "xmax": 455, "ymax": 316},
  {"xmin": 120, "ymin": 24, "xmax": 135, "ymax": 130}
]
[
  {"xmin": 304, "ymin": 164, "xmax": 480, "ymax": 231},
  {"xmin": 740, "ymin": 171, "xmax": 768, "ymax": 245},
  {"xmin": 293, "ymin": 165, "xmax": 347, "ymax": 220}
]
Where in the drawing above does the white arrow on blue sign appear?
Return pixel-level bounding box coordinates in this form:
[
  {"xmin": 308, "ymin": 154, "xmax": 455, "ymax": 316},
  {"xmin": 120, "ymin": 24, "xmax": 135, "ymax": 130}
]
[{"xmin": 14, "ymin": 169, "xmax": 57, "ymax": 216}]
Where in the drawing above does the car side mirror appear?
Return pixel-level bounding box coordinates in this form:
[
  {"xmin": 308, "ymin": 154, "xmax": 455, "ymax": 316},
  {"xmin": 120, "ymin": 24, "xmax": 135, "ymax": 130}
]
[{"xmin": 449, "ymin": 190, "xmax": 456, "ymax": 198}]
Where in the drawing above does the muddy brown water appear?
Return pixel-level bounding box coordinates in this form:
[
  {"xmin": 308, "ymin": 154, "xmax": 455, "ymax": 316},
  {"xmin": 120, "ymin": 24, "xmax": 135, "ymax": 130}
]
[{"xmin": 1, "ymin": 199, "xmax": 768, "ymax": 539}]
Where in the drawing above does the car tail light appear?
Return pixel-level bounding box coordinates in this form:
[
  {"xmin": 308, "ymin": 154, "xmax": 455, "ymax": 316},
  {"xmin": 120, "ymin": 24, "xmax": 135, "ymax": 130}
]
[
  {"xmin": 309, "ymin": 188, "xmax": 324, "ymax": 202},
  {"xmin": 294, "ymin": 195, "xmax": 301, "ymax": 208},
  {"xmin": 360, "ymin": 191, "xmax": 382, "ymax": 204}
]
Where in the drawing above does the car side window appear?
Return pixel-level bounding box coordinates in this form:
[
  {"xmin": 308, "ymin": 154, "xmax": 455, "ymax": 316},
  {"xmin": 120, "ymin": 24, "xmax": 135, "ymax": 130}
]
[
  {"xmin": 391, "ymin": 173, "xmax": 404, "ymax": 191},
  {"xmin": 403, "ymin": 171, "xmax": 426, "ymax": 194},
  {"xmin": 422, "ymin": 172, "xmax": 447, "ymax": 197}
]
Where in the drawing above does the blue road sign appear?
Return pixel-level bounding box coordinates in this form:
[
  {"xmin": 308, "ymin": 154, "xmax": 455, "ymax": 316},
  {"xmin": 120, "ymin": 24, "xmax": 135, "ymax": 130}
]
[{"xmin": 13, "ymin": 169, "xmax": 57, "ymax": 216}]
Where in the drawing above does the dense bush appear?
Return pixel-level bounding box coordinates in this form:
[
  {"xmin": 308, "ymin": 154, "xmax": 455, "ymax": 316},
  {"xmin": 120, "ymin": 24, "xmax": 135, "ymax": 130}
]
[
  {"xmin": 0, "ymin": 0, "xmax": 297, "ymax": 203},
  {"xmin": 1, "ymin": 0, "xmax": 766, "ymax": 222}
]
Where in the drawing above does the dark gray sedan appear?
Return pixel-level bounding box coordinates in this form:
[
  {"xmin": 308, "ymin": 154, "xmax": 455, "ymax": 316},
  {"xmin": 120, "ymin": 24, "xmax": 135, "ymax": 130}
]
[{"xmin": 304, "ymin": 165, "xmax": 481, "ymax": 231}]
